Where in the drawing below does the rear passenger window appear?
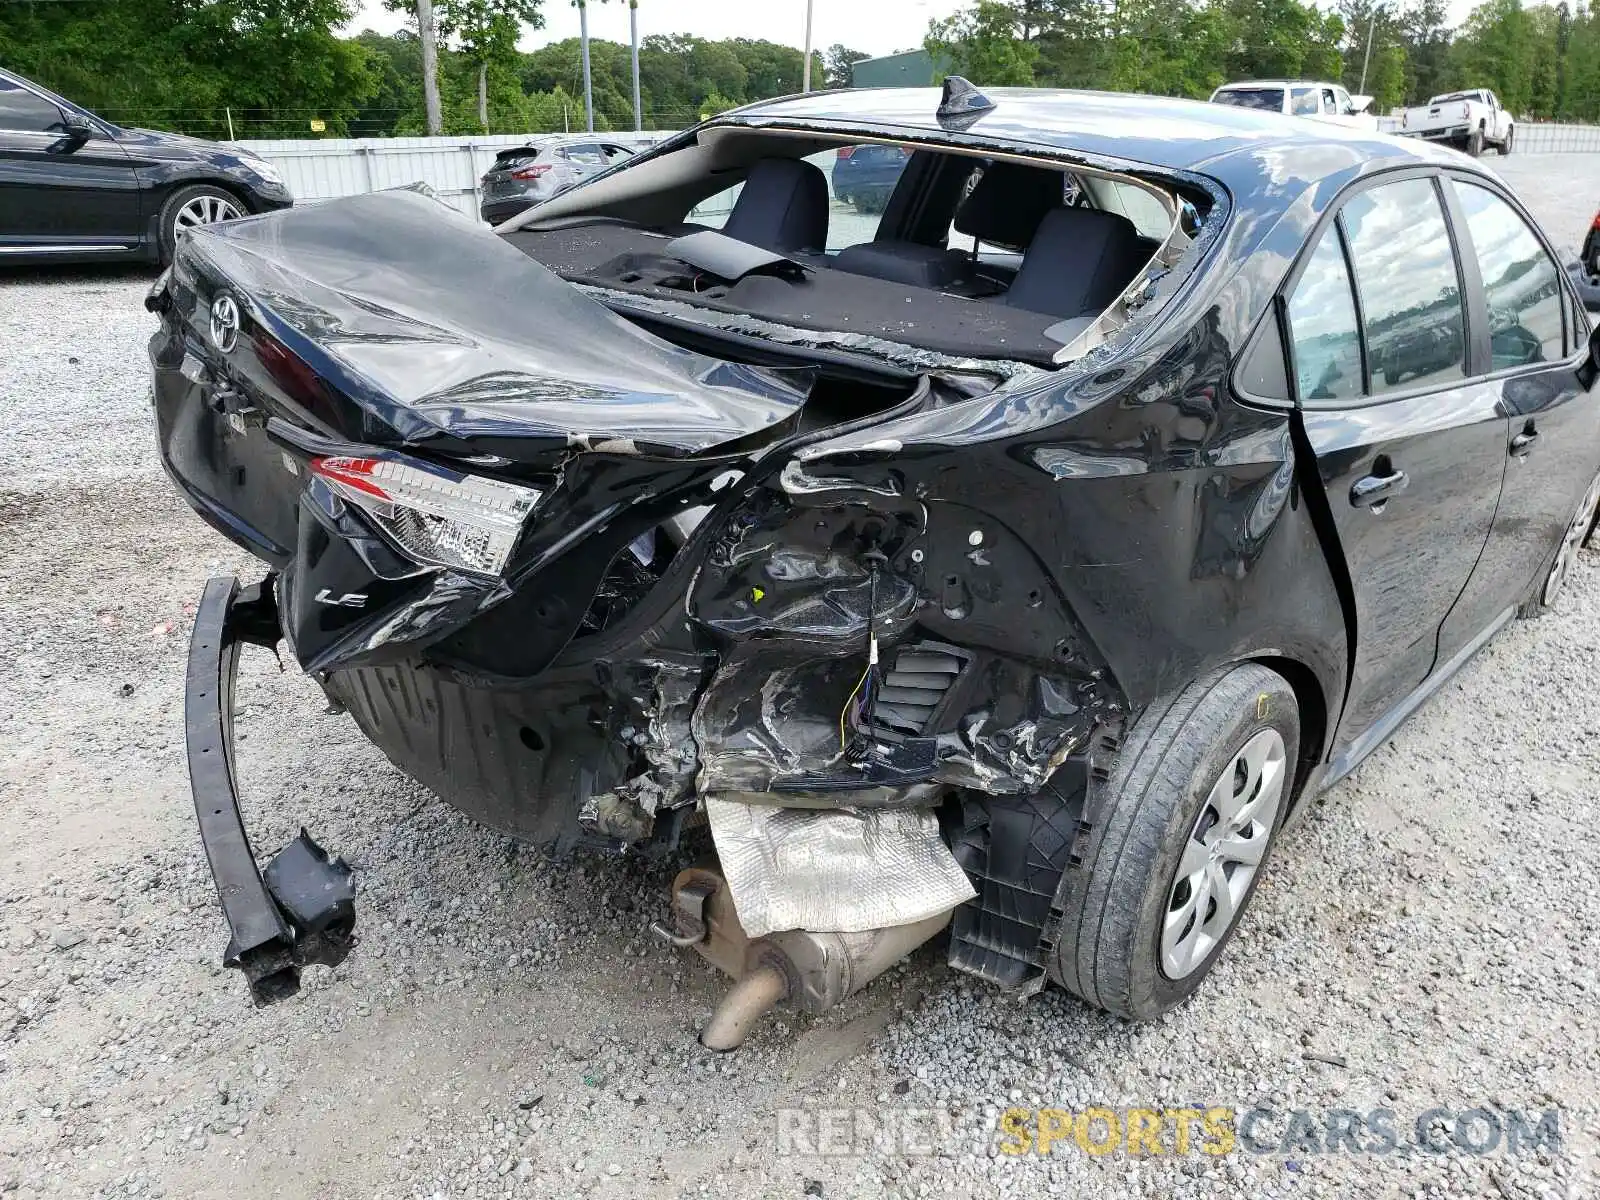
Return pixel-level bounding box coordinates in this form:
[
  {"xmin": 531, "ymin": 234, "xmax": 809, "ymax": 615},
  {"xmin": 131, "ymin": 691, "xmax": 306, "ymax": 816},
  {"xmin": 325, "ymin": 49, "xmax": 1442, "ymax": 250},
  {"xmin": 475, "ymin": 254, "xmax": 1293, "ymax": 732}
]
[
  {"xmin": 1453, "ymin": 182, "xmax": 1565, "ymax": 368},
  {"xmin": 1342, "ymin": 178, "xmax": 1466, "ymax": 394},
  {"xmin": 1287, "ymin": 226, "xmax": 1364, "ymax": 401}
]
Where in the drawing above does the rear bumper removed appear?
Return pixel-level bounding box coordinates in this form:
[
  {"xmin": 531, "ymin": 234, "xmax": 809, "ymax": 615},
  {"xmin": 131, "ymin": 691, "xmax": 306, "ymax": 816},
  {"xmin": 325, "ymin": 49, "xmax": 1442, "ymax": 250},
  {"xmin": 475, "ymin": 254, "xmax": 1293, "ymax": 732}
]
[{"xmin": 186, "ymin": 575, "xmax": 356, "ymax": 1003}]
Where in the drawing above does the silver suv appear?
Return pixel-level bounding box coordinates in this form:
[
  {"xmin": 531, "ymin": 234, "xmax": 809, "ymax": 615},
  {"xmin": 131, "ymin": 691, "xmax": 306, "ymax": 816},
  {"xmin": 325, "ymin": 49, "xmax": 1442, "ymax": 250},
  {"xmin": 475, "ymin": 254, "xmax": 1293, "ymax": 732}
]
[{"xmin": 478, "ymin": 136, "xmax": 637, "ymax": 225}]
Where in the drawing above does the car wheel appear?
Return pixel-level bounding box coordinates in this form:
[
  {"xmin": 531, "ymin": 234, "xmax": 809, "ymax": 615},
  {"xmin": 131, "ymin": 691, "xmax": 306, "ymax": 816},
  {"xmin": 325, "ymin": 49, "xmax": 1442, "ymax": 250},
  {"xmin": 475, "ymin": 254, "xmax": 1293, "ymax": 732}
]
[
  {"xmin": 1467, "ymin": 129, "xmax": 1484, "ymax": 157},
  {"xmin": 1046, "ymin": 663, "xmax": 1299, "ymax": 1020},
  {"xmin": 1502, "ymin": 127, "xmax": 1514, "ymax": 154},
  {"xmin": 159, "ymin": 184, "xmax": 246, "ymax": 264},
  {"xmin": 1519, "ymin": 467, "xmax": 1600, "ymax": 618}
]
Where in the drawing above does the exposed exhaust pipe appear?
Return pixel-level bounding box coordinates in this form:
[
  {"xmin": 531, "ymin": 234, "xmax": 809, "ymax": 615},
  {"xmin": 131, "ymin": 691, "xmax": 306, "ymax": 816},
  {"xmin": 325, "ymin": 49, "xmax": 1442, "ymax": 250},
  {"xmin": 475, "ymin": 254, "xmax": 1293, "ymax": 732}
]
[{"xmin": 658, "ymin": 866, "xmax": 953, "ymax": 1051}]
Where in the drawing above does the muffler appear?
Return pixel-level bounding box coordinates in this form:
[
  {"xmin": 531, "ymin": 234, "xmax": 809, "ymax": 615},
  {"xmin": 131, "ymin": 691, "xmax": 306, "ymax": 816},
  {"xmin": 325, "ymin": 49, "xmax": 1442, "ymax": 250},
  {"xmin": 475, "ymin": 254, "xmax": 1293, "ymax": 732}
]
[{"xmin": 656, "ymin": 865, "xmax": 953, "ymax": 1051}]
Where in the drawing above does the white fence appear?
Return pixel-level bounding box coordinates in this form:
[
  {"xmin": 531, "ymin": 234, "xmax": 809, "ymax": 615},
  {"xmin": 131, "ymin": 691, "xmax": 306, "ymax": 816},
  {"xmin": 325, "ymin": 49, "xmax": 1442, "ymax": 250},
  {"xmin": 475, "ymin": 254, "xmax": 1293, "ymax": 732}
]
[{"xmin": 236, "ymin": 132, "xmax": 676, "ymax": 222}]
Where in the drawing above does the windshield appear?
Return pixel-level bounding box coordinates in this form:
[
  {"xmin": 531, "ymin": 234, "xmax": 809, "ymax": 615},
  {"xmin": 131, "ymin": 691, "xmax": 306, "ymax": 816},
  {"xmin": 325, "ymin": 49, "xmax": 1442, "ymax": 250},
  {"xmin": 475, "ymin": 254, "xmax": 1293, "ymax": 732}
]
[{"xmin": 1213, "ymin": 87, "xmax": 1284, "ymax": 112}]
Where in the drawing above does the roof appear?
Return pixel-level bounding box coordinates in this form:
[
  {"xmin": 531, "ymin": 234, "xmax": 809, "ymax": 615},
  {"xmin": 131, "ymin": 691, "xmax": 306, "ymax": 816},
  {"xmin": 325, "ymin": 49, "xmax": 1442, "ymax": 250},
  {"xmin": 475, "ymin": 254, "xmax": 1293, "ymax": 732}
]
[
  {"xmin": 1213, "ymin": 80, "xmax": 1347, "ymax": 90},
  {"xmin": 729, "ymin": 86, "xmax": 1464, "ymax": 188}
]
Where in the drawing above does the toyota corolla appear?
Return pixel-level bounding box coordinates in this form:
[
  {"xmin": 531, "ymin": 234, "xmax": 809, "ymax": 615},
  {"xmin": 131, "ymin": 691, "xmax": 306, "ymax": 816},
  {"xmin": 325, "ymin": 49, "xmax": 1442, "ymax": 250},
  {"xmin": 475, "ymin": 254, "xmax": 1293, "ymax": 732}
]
[{"xmin": 147, "ymin": 81, "xmax": 1600, "ymax": 1045}]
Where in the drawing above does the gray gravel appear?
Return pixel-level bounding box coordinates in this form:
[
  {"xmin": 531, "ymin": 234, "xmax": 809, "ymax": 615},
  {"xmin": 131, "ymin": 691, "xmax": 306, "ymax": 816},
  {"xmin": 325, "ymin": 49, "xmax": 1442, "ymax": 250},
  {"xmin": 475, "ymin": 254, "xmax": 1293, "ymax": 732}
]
[{"xmin": 2, "ymin": 154, "xmax": 1599, "ymax": 1200}]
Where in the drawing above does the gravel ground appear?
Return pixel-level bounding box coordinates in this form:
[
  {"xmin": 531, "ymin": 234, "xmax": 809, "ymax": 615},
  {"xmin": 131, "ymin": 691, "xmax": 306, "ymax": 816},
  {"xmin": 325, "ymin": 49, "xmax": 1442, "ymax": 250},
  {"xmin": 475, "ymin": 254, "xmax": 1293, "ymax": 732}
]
[{"xmin": 2, "ymin": 153, "xmax": 1599, "ymax": 1200}]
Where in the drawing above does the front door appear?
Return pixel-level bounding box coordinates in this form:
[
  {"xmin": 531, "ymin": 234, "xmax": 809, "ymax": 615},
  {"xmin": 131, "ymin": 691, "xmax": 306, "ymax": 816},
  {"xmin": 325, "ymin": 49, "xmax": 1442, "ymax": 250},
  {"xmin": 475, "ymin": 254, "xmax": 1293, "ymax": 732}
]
[
  {"xmin": 1286, "ymin": 174, "xmax": 1509, "ymax": 751},
  {"xmin": 0, "ymin": 78, "xmax": 142, "ymax": 253}
]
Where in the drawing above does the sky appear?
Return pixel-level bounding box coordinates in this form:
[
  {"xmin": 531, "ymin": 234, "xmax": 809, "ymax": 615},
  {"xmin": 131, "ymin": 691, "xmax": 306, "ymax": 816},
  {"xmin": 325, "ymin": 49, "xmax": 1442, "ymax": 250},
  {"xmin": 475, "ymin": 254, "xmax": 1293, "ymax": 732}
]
[
  {"xmin": 345, "ymin": 0, "xmax": 942, "ymax": 59},
  {"xmin": 345, "ymin": 0, "xmax": 1481, "ymax": 60}
]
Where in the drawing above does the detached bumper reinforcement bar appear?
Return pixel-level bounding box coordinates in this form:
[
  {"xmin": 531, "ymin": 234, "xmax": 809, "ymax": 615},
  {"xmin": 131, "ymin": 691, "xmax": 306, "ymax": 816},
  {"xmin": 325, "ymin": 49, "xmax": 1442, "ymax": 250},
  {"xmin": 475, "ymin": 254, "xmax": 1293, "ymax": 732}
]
[{"xmin": 186, "ymin": 574, "xmax": 355, "ymax": 1005}]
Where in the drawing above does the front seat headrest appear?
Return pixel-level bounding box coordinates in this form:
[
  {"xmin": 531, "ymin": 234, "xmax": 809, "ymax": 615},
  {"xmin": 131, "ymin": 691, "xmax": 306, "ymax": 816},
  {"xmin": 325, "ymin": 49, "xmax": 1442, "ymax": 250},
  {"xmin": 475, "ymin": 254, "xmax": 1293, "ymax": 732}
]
[{"xmin": 722, "ymin": 157, "xmax": 829, "ymax": 255}]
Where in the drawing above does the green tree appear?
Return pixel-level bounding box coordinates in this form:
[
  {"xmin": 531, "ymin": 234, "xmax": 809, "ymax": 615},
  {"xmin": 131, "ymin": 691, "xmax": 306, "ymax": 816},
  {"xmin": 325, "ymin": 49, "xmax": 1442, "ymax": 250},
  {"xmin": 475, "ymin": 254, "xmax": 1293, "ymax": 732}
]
[
  {"xmin": 822, "ymin": 43, "xmax": 870, "ymax": 88},
  {"xmin": 925, "ymin": 0, "xmax": 1040, "ymax": 86},
  {"xmin": 1450, "ymin": 0, "xmax": 1536, "ymax": 113},
  {"xmin": 0, "ymin": 0, "xmax": 377, "ymax": 138}
]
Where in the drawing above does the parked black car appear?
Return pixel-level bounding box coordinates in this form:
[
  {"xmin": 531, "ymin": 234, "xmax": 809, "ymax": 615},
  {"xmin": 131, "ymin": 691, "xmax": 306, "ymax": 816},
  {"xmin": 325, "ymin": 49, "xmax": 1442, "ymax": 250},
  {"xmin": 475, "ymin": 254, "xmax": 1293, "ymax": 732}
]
[
  {"xmin": 0, "ymin": 67, "xmax": 292, "ymax": 265},
  {"xmin": 829, "ymin": 142, "xmax": 909, "ymax": 213},
  {"xmin": 149, "ymin": 82, "xmax": 1600, "ymax": 1044}
]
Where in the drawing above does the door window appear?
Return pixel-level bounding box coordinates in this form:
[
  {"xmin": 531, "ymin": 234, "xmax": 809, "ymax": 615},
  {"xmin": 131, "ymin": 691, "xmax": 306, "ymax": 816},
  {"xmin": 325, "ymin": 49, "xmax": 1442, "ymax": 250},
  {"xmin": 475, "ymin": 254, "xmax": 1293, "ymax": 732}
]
[
  {"xmin": 0, "ymin": 79, "xmax": 67, "ymax": 133},
  {"xmin": 561, "ymin": 143, "xmax": 607, "ymax": 166},
  {"xmin": 1335, "ymin": 88, "xmax": 1356, "ymax": 116},
  {"xmin": 1342, "ymin": 178, "xmax": 1467, "ymax": 394},
  {"xmin": 1291, "ymin": 87, "xmax": 1319, "ymax": 116},
  {"xmin": 1287, "ymin": 226, "xmax": 1364, "ymax": 401},
  {"xmin": 1453, "ymin": 182, "xmax": 1565, "ymax": 367},
  {"xmin": 1321, "ymin": 88, "xmax": 1338, "ymax": 114}
]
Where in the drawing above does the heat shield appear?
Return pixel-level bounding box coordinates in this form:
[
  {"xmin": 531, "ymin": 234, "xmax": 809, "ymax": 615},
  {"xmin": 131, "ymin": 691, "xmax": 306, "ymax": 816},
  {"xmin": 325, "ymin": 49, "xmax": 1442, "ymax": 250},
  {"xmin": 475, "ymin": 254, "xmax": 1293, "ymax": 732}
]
[{"xmin": 704, "ymin": 797, "xmax": 976, "ymax": 937}]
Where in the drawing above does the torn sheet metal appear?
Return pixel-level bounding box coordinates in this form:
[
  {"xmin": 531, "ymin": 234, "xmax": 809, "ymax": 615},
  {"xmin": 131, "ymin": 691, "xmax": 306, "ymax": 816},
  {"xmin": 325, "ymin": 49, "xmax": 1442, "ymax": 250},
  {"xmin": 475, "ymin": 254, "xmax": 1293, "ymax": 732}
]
[
  {"xmin": 179, "ymin": 189, "xmax": 812, "ymax": 458},
  {"xmin": 704, "ymin": 797, "xmax": 976, "ymax": 937}
]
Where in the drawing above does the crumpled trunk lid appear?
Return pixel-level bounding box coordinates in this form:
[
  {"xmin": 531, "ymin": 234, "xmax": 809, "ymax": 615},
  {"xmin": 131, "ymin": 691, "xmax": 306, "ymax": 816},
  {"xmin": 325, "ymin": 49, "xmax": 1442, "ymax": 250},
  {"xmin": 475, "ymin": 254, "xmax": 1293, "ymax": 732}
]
[
  {"xmin": 164, "ymin": 188, "xmax": 811, "ymax": 461},
  {"xmin": 148, "ymin": 189, "xmax": 814, "ymax": 677}
]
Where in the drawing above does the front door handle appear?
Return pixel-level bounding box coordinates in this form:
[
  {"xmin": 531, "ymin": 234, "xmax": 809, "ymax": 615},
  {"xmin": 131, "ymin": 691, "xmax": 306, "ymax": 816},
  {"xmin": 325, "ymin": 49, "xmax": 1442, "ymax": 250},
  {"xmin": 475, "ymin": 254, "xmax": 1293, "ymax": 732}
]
[
  {"xmin": 1351, "ymin": 462, "xmax": 1409, "ymax": 510},
  {"xmin": 1510, "ymin": 425, "xmax": 1540, "ymax": 456}
]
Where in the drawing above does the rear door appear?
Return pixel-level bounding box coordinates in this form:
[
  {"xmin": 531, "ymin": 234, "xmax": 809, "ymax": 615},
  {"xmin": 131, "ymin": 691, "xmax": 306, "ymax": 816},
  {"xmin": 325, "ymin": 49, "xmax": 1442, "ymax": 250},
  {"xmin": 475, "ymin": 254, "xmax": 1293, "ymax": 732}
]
[
  {"xmin": 1287, "ymin": 173, "xmax": 1510, "ymax": 748},
  {"xmin": 1437, "ymin": 175, "xmax": 1600, "ymax": 639},
  {"xmin": 0, "ymin": 76, "xmax": 142, "ymax": 253}
]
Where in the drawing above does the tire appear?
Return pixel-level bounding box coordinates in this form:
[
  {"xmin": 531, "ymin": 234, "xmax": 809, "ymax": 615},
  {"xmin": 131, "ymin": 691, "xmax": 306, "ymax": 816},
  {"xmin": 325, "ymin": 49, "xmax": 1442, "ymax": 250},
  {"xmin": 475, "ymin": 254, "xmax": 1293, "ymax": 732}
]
[
  {"xmin": 158, "ymin": 184, "xmax": 246, "ymax": 265},
  {"xmin": 1501, "ymin": 127, "xmax": 1514, "ymax": 154},
  {"xmin": 1518, "ymin": 467, "xmax": 1600, "ymax": 619},
  {"xmin": 1467, "ymin": 128, "xmax": 1484, "ymax": 157},
  {"xmin": 1047, "ymin": 663, "xmax": 1300, "ymax": 1020}
]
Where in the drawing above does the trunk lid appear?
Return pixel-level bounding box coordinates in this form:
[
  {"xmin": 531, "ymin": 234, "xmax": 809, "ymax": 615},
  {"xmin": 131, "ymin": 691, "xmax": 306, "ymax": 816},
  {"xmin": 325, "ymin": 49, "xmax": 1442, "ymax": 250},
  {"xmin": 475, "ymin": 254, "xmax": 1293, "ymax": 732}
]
[{"xmin": 161, "ymin": 189, "xmax": 811, "ymax": 462}]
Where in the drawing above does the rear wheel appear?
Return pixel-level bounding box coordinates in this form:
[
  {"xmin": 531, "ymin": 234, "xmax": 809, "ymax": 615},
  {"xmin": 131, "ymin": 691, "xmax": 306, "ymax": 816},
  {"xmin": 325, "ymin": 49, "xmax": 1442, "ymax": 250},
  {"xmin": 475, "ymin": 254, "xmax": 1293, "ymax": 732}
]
[
  {"xmin": 158, "ymin": 184, "xmax": 245, "ymax": 265},
  {"xmin": 1519, "ymin": 468, "xmax": 1600, "ymax": 618},
  {"xmin": 1466, "ymin": 128, "xmax": 1485, "ymax": 157},
  {"xmin": 1046, "ymin": 663, "xmax": 1299, "ymax": 1020}
]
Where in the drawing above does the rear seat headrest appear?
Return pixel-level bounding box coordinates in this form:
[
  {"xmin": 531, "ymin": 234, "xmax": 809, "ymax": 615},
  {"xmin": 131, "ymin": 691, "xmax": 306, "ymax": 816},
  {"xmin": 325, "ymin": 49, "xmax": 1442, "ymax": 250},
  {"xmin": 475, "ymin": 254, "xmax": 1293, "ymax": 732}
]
[
  {"xmin": 953, "ymin": 162, "xmax": 1066, "ymax": 249},
  {"xmin": 723, "ymin": 157, "xmax": 829, "ymax": 255},
  {"xmin": 1003, "ymin": 207, "xmax": 1146, "ymax": 320}
]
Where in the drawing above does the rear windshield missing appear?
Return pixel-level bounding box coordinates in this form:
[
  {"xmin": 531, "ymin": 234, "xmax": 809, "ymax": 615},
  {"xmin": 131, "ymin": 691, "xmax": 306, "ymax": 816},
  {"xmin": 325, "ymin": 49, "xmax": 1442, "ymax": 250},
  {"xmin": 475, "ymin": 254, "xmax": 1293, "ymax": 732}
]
[{"xmin": 1213, "ymin": 87, "xmax": 1284, "ymax": 112}]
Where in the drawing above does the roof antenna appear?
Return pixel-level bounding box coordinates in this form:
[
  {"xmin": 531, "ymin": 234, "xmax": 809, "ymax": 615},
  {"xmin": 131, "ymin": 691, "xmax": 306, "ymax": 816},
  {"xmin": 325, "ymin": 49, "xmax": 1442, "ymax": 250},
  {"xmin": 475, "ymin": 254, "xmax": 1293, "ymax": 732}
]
[{"xmin": 937, "ymin": 76, "xmax": 996, "ymax": 127}]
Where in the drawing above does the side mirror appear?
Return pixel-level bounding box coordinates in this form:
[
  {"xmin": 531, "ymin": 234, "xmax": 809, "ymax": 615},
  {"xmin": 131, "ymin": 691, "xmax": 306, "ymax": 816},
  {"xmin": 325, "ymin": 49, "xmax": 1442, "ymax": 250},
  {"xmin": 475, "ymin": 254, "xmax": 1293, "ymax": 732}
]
[{"xmin": 60, "ymin": 114, "xmax": 93, "ymax": 143}]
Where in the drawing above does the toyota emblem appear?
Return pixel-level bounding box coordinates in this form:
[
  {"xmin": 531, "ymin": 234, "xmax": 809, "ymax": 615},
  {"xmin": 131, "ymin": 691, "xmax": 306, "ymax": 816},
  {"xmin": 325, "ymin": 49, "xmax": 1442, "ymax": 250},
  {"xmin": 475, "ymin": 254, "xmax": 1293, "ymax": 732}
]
[{"xmin": 209, "ymin": 293, "xmax": 240, "ymax": 353}]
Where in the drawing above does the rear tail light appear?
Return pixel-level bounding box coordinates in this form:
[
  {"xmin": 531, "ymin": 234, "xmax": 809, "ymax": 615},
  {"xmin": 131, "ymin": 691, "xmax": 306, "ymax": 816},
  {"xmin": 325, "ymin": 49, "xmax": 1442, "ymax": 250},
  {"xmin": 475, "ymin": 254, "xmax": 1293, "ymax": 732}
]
[
  {"xmin": 1591, "ymin": 209, "xmax": 1600, "ymax": 231},
  {"xmin": 835, "ymin": 146, "xmax": 855, "ymax": 159},
  {"xmin": 1462, "ymin": 103, "xmax": 1471, "ymax": 118},
  {"xmin": 309, "ymin": 453, "xmax": 541, "ymax": 577},
  {"xmin": 511, "ymin": 163, "xmax": 552, "ymax": 180}
]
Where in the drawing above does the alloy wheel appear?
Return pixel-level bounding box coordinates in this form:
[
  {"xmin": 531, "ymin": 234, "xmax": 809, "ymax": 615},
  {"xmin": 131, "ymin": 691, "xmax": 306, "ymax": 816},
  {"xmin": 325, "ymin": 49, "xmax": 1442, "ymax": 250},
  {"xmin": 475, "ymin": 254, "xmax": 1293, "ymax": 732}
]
[
  {"xmin": 1541, "ymin": 472, "xmax": 1600, "ymax": 607},
  {"xmin": 1160, "ymin": 728, "xmax": 1287, "ymax": 979},
  {"xmin": 174, "ymin": 193, "xmax": 244, "ymax": 232}
]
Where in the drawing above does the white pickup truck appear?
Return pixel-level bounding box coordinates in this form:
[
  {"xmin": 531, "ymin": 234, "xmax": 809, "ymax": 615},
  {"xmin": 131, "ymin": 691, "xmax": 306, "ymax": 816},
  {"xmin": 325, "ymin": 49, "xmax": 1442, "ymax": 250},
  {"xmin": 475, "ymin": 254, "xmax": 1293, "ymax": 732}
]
[{"xmin": 1397, "ymin": 89, "xmax": 1514, "ymax": 156}]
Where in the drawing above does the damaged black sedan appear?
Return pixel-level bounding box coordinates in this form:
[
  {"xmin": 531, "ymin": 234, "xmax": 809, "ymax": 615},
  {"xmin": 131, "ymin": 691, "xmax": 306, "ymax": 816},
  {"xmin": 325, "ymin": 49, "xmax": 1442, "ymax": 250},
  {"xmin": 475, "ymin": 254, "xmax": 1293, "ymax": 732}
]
[{"xmin": 150, "ymin": 81, "xmax": 1600, "ymax": 1042}]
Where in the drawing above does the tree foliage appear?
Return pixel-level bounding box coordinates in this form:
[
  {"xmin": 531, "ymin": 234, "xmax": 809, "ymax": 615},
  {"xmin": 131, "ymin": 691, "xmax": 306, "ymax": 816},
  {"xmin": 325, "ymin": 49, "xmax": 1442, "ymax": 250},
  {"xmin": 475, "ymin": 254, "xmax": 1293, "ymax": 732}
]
[{"xmin": 8, "ymin": 0, "xmax": 1600, "ymax": 143}]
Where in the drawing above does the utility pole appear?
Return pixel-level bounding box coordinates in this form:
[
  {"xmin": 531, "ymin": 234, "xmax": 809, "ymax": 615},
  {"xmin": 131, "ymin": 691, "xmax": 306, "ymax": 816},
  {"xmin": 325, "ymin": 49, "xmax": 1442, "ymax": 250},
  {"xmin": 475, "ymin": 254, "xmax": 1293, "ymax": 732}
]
[
  {"xmin": 630, "ymin": 0, "xmax": 642, "ymax": 131},
  {"xmin": 1359, "ymin": 4, "xmax": 1382, "ymax": 96},
  {"xmin": 801, "ymin": 0, "xmax": 814, "ymax": 92},
  {"xmin": 577, "ymin": 0, "xmax": 595, "ymax": 132},
  {"xmin": 418, "ymin": 0, "xmax": 443, "ymax": 136}
]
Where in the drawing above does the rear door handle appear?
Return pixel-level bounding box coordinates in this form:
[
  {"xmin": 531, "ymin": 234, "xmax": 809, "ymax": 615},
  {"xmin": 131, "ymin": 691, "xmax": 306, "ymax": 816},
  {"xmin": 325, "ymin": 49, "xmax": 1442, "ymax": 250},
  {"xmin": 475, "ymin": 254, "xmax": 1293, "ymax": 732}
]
[
  {"xmin": 1510, "ymin": 426, "xmax": 1540, "ymax": 456},
  {"xmin": 1350, "ymin": 464, "xmax": 1409, "ymax": 510}
]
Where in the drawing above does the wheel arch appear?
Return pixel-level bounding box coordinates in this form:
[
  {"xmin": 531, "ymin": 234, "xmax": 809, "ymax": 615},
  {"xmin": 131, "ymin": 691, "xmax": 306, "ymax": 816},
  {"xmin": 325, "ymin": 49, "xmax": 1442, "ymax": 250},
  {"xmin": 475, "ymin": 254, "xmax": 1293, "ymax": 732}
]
[
  {"xmin": 1246, "ymin": 653, "xmax": 1329, "ymax": 813},
  {"xmin": 157, "ymin": 175, "xmax": 259, "ymax": 214}
]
